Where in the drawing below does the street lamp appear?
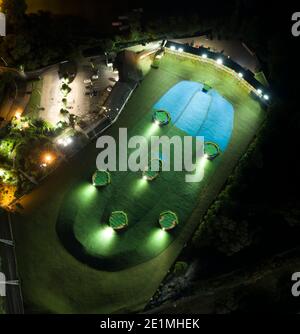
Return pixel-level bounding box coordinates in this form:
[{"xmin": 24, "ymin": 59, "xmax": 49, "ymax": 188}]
[
  {"xmin": 44, "ymin": 154, "xmax": 53, "ymax": 163},
  {"xmin": 41, "ymin": 153, "xmax": 55, "ymax": 167}
]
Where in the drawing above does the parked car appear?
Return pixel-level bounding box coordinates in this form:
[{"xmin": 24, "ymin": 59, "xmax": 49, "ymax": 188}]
[{"xmin": 90, "ymin": 90, "xmax": 97, "ymax": 97}]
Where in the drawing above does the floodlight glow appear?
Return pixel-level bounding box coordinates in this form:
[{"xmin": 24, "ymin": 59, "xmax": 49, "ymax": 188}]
[
  {"xmin": 145, "ymin": 123, "xmax": 159, "ymax": 137},
  {"xmin": 43, "ymin": 153, "xmax": 55, "ymax": 165},
  {"xmin": 178, "ymin": 47, "xmax": 184, "ymax": 52},
  {"xmin": 263, "ymin": 94, "xmax": 269, "ymax": 100},
  {"xmin": 154, "ymin": 120, "xmax": 160, "ymax": 125},
  {"xmin": 134, "ymin": 178, "xmax": 148, "ymax": 193},
  {"xmin": 201, "ymin": 53, "xmax": 208, "ymax": 58},
  {"xmin": 204, "ymin": 153, "xmax": 209, "ymax": 159},
  {"xmin": 143, "ymin": 175, "xmax": 148, "ymax": 180},
  {"xmin": 238, "ymin": 72, "xmax": 243, "ymax": 78},
  {"xmin": 78, "ymin": 183, "xmax": 97, "ymax": 200},
  {"xmin": 101, "ymin": 226, "xmax": 115, "ymax": 239},
  {"xmin": 216, "ymin": 58, "xmax": 223, "ymax": 65},
  {"xmin": 92, "ymin": 225, "xmax": 116, "ymax": 250},
  {"xmin": 45, "ymin": 154, "xmax": 52, "ymax": 162},
  {"xmin": 170, "ymin": 45, "xmax": 176, "ymax": 51},
  {"xmin": 58, "ymin": 137, "xmax": 73, "ymax": 147},
  {"xmin": 66, "ymin": 137, "xmax": 72, "ymax": 145},
  {"xmin": 257, "ymin": 89, "xmax": 263, "ymax": 95},
  {"xmin": 149, "ymin": 228, "xmax": 169, "ymax": 245}
]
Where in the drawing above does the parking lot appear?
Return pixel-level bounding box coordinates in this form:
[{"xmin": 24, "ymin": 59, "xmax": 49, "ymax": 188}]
[{"xmin": 38, "ymin": 56, "xmax": 119, "ymax": 129}]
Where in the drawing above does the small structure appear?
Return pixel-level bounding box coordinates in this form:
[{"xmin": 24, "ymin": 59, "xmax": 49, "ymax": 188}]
[
  {"xmin": 151, "ymin": 49, "xmax": 164, "ymax": 69},
  {"xmin": 92, "ymin": 170, "xmax": 111, "ymax": 187},
  {"xmin": 142, "ymin": 159, "xmax": 162, "ymax": 181},
  {"xmin": 159, "ymin": 211, "xmax": 179, "ymax": 230},
  {"xmin": 109, "ymin": 211, "xmax": 128, "ymax": 230},
  {"xmin": 202, "ymin": 83, "xmax": 212, "ymax": 93},
  {"xmin": 204, "ymin": 142, "xmax": 221, "ymax": 160},
  {"xmin": 152, "ymin": 110, "xmax": 171, "ymax": 126}
]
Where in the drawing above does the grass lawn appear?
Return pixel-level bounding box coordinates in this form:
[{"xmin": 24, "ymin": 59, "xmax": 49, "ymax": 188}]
[
  {"xmin": 11, "ymin": 51, "xmax": 265, "ymax": 313},
  {"xmin": 24, "ymin": 79, "xmax": 43, "ymax": 118}
]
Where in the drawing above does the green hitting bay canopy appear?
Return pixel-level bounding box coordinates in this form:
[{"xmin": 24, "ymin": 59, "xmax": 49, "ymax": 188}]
[{"xmin": 92, "ymin": 170, "xmax": 111, "ymax": 187}]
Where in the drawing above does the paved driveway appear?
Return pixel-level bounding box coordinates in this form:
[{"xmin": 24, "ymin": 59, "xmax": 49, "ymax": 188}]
[{"xmin": 38, "ymin": 58, "xmax": 119, "ymax": 127}]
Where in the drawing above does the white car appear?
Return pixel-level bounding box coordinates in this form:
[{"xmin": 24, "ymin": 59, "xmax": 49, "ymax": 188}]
[{"xmin": 83, "ymin": 79, "xmax": 92, "ymax": 84}]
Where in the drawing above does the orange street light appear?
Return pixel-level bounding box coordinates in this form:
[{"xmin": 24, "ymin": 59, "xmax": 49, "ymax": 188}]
[{"xmin": 42, "ymin": 153, "xmax": 55, "ymax": 166}]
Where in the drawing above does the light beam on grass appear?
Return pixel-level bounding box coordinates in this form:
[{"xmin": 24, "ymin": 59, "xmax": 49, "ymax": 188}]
[
  {"xmin": 100, "ymin": 226, "xmax": 115, "ymax": 240},
  {"xmin": 133, "ymin": 178, "xmax": 148, "ymax": 195},
  {"xmin": 147, "ymin": 228, "xmax": 170, "ymax": 250},
  {"xmin": 77, "ymin": 183, "xmax": 98, "ymax": 203},
  {"xmin": 91, "ymin": 226, "xmax": 116, "ymax": 253},
  {"xmin": 144, "ymin": 122, "xmax": 159, "ymax": 137}
]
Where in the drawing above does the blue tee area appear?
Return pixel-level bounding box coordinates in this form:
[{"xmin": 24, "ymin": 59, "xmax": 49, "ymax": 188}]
[{"xmin": 153, "ymin": 81, "xmax": 234, "ymax": 151}]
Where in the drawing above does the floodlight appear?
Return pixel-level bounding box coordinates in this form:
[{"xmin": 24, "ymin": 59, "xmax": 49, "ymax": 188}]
[
  {"xmin": 263, "ymin": 94, "xmax": 269, "ymax": 100},
  {"xmin": 216, "ymin": 58, "xmax": 223, "ymax": 65},
  {"xmin": 170, "ymin": 45, "xmax": 176, "ymax": 51},
  {"xmin": 201, "ymin": 53, "xmax": 208, "ymax": 58},
  {"xmin": 178, "ymin": 47, "xmax": 184, "ymax": 52},
  {"xmin": 257, "ymin": 89, "xmax": 263, "ymax": 95},
  {"xmin": 238, "ymin": 72, "xmax": 243, "ymax": 78},
  {"xmin": 66, "ymin": 137, "xmax": 73, "ymax": 145}
]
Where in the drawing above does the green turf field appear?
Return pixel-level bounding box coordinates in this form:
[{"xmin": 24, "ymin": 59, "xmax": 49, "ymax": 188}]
[
  {"xmin": 11, "ymin": 51, "xmax": 265, "ymax": 313},
  {"xmin": 24, "ymin": 79, "xmax": 43, "ymax": 118}
]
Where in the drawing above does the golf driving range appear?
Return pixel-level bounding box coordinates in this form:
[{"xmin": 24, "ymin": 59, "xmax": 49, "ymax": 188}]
[{"xmin": 11, "ymin": 51, "xmax": 265, "ymax": 313}]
